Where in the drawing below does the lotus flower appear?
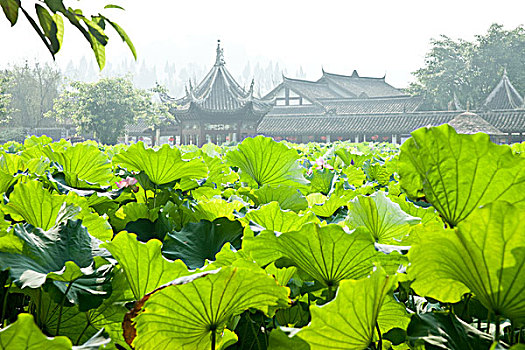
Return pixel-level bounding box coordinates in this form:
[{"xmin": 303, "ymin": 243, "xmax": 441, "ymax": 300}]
[
  {"xmin": 116, "ymin": 177, "xmax": 138, "ymax": 189},
  {"xmin": 314, "ymin": 157, "xmax": 334, "ymax": 170}
]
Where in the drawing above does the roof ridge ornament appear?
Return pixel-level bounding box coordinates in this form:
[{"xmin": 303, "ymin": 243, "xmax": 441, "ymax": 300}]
[
  {"xmin": 215, "ymin": 39, "xmax": 225, "ymax": 66},
  {"xmin": 249, "ymin": 78, "xmax": 255, "ymax": 96}
]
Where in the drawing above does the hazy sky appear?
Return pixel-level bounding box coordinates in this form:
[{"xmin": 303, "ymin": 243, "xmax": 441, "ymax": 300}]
[{"xmin": 1, "ymin": 0, "xmax": 525, "ymax": 88}]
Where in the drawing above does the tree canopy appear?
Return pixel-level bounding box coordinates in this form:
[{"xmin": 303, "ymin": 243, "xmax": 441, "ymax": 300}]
[
  {"xmin": 1, "ymin": 62, "xmax": 61, "ymax": 128},
  {"xmin": 410, "ymin": 24, "xmax": 525, "ymax": 110},
  {"xmin": 0, "ymin": 0, "xmax": 135, "ymax": 69},
  {"xmin": 0, "ymin": 72, "xmax": 12, "ymax": 125},
  {"xmin": 47, "ymin": 77, "xmax": 170, "ymax": 145}
]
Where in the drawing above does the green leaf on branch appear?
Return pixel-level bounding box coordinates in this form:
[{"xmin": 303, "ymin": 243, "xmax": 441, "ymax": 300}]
[{"xmin": 0, "ymin": 0, "xmax": 20, "ymax": 26}]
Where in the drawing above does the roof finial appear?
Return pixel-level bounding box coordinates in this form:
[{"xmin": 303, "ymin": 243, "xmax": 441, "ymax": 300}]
[
  {"xmin": 215, "ymin": 39, "xmax": 225, "ymax": 66},
  {"xmin": 503, "ymin": 66, "xmax": 508, "ymax": 77},
  {"xmin": 351, "ymin": 69, "xmax": 359, "ymax": 78},
  {"xmin": 466, "ymin": 100, "xmax": 470, "ymax": 112},
  {"xmin": 249, "ymin": 78, "xmax": 255, "ymax": 95}
]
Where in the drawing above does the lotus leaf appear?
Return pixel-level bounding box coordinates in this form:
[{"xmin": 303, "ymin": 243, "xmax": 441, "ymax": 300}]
[
  {"xmin": 162, "ymin": 217, "xmax": 244, "ymax": 269},
  {"xmin": 296, "ymin": 268, "xmax": 400, "ymax": 349},
  {"xmin": 131, "ymin": 266, "xmax": 290, "ymax": 349},
  {"xmin": 409, "ymin": 201, "xmax": 525, "ymax": 325},
  {"xmin": 346, "ymin": 191, "xmax": 420, "ymax": 243},
  {"xmin": 102, "ymin": 231, "xmax": 189, "ymax": 300},
  {"xmin": 226, "ymin": 135, "xmax": 307, "ymax": 188},
  {"xmin": 113, "ymin": 142, "xmax": 208, "ymax": 186},
  {"xmin": 399, "ymin": 124, "xmax": 525, "ymax": 226}
]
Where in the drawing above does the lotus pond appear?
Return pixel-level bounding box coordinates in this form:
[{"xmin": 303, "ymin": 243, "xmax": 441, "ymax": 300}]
[{"xmin": 0, "ymin": 124, "xmax": 524, "ymax": 350}]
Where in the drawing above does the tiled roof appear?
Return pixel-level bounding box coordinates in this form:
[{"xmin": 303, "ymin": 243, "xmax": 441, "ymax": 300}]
[
  {"xmin": 318, "ymin": 71, "xmax": 406, "ymax": 98},
  {"xmin": 265, "ymin": 77, "xmax": 343, "ymax": 102},
  {"xmin": 257, "ymin": 112, "xmax": 456, "ymax": 135},
  {"xmin": 320, "ymin": 96, "xmax": 423, "ymax": 114},
  {"xmin": 479, "ymin": 110, "xmax": 525, "ymax": 133},
  {"xmin": 448, "ymin": 112, "xmax": 504, "ymax": 135},
  {"xmin": 165, "ymin": 42, "xmax": 273, "ymax": 119},
  {"xmin": 257, "ymin": 110, "xmax": 525, "ymax": 135},
  {"xmin": 484, "ymin": 72, "xmax": 523, "ymax": 110}
]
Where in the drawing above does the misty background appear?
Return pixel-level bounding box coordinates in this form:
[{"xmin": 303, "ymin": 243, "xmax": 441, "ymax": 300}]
[{"xmin": 2, "ymin": 0, "xmax": 525, "ymax": 97}]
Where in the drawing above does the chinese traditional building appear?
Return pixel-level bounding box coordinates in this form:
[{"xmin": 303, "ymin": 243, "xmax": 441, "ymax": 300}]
[
  {"xmin": 258, "ymin": 70, "xmax": 525, "ymax": 144},
  {"xmin": 161, "ymin": 40, "xmax": 274, "ymax": 146}
]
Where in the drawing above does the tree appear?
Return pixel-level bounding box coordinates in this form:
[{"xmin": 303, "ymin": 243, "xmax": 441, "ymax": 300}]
[
  {"xmin": 0, "ymin": 0, "xmax": 135, "ymax": 69},
  {"xmin": 0, "ymin": 71, "xmax": 12, "ymax": 125},
  {"xmin": 47, "ymin": 77, "xmax": 170, "ymax": 145},
  {"xmin": 2, "ymin": 62, "xmax": 62, "ymax": 128},
  {"xmin": 410, "ymin": 24, "xmax": 525, "ymax": 110}
]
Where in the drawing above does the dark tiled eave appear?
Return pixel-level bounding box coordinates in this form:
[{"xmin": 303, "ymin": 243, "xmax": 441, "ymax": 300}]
[{"xmin": 257, "ymin": 110, "xmax": 525, "ymax": 135}]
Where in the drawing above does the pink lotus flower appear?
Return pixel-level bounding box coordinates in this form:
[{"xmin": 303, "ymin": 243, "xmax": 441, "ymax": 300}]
[
  {"xmin": 314, "ymin": 157, "xmax": 334, "ymax": 170},
  {"xmin": 116, "ymin": 177, "xmax": 138, "ymax": 189}
]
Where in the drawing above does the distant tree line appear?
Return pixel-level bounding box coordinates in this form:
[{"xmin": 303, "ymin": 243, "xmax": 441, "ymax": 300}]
[
  {"xmin": 410, "ymin": 23, "xmax": 525, "ymax": 110},
  {"xmin": 0, "ymin": 63, "xmax": 167, "ymax": 144}
]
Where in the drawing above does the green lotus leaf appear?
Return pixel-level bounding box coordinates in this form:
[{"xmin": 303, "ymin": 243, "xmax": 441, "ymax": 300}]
[
  {"xmin": 132, "ymin": 266, "xmax": 290, "ymax": 350},
  {"xmin": 102, "ymin": 231, "xmax": 189, "ymax": 300},
  {"xmin": 0, "ymin": 313, "xmax": 73, "ymax": 349},
  {"xmin": 346, "ymin": 192, "xmax": 421, "ymax": 243},
  {"xmin": 44, "ymin": 143, "xmax": 113, "ymax": 188},
  {"xmin": 409, "ymin": 201, "xmax": 525, "ymax": 325},
  {"xmin": 0, "ymin": 220, "xmax": 113, "ymax": 311},
  {"xmin": 30, "ymin": 268, "xmax": 133, "ymax": 346},
  {"xmin": 399, "ymin": 124, "xmax": 525, "ymax": 226},
  {"xmin": 112, "ymin": 202, "xmax": 159, "ymax": 232},
  {"xmin": 276, "ymin": 223, "xmax": 377, "ymax": 288},
  {"xmin": 64, "ymin": 193, "xmax": 113, "ymax": 241},
  {"xmin": 388, "ymin": 193, "xmax": 440, "ymax": 225},
  {"xmin": 307, "ymin": 194, "xmax": 347, "ymax": 218},
  {"xmin": 113, "ymin": 142, "xmax": 208, "ymax": 186},
  {"xmin": 226, "ymin": 135, "xmax": 308, "ymax": 188},
  {"xmin": 203, "ymin": 154, "xmax": 239, "ymax": 188},
  {"xmin": 5, "ymin": 180, "xmax": 67, "ymax": 230},
  {"xmin": 242, "ymin": 227, "xmax": 283, "ymax": 266},
  {"xmin": 0, "ymin": 152, "xmax": 25, "ymax": 194},
  {"xmin": 242, "ymin": 203, "xmax": 318, "ymax": 266},
  {"xmin": 363, "ymin": 162, "xmax": 391, "ymax": 186},
  {"xmin": 245, "ymin": 202, "xmax": 318, "ymax": 233},
  {"xmin": 265, "ymin": 263, "xmax": 297, "ymax": 287},
  {"xmin": 343, "ymin": 166, "xmax": 366, "ymax": 187},
  {"xmin": 335, "ymin": 148, "xmax": 368, "ymax": 168},
  {"xmin": 406, "ymin": 313, "xmax": 493, "ymax": 350},
  {"xmin": 306, "ymin": 168, "xmax": 336, "ymax": 195},
  {"xmin": 296, "ymin": 268, "xmax": 399, "ymax": 349},
  {"xmin": 251, "ymin": 184, "xmax": 308, "ymax": 212},
  {"xmin": 192, "ymin": 198, "xmax": 245, "ymax": 222},
  {"xmin": 268, "ymin": 328, "xmax": 310, "ymax": 350},
  {"xmin": 162, "ymin": 218, "xmax": 244, "ymax": 269},
  {"xmin": 5, "ymin": 181, "xmax": 113, "ymax": 241}
]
